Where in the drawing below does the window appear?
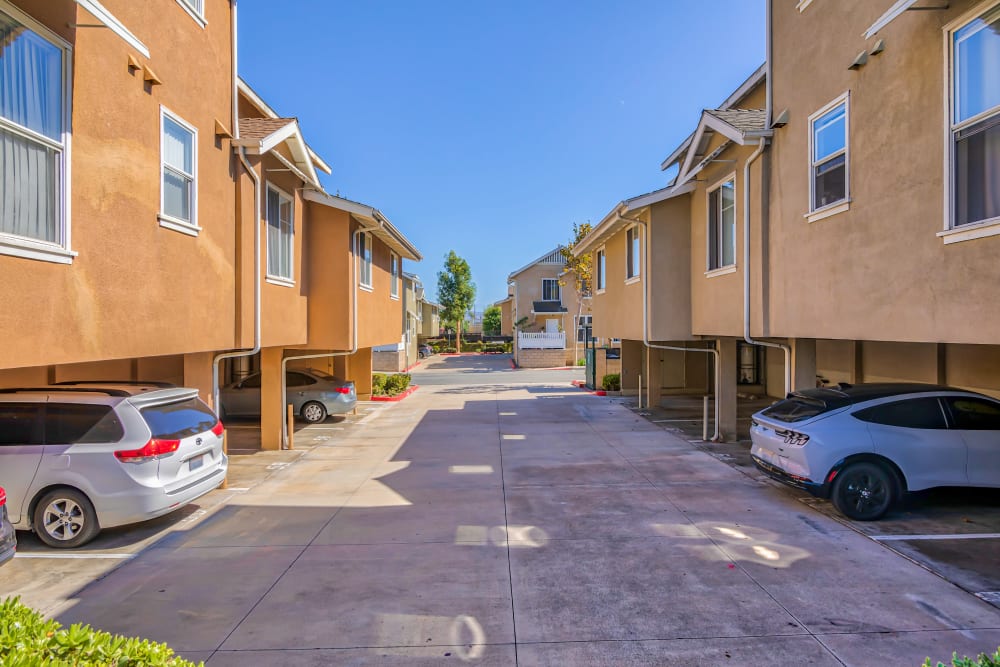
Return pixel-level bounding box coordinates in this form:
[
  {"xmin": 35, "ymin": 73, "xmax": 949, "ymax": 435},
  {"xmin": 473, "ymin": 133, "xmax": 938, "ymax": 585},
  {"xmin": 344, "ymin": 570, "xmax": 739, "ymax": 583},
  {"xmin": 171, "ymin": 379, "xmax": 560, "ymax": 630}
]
[
  {"xmin": 45, "ymin": 404, "xmax": 124, "ymax": 444},
  {"xmin": 950, "ymin": 5, "xmax": 1000, "ymax": 229},
  {"xmin": 577, "ymin": 314, "xmax": 593, "ymax": 343},
  {"xmin": 945, "ymin": 396, "xmax": 1000, "ymax": 430},
  {"xmin": 266, "ymin": 185, "xmax": 294, "ymax": 282},
  {"xmin": 625, "ymin": 227, "xmax": 640, "ymax": 280},
  {"xmin": 0, "ymin": 5, "xmax": 71, "ymax": 261},
  {"xmin": 853, "ymin": 398, "xmax": 948, "ymax": 429},
  {"xmin": 359, "ymin": 232, "xmax": 373, "ymax": 288},
  {"xmin": 0, "ymin": 403, "xmax": 42, "ymax": 445},
  {"xmin": 175, "ymin": 0, "xmax": 206, "ymax": 25},
  {"xmin": 390, "ymin": 252, "xmax": 399, "ymax": 298},
  {"xmin": 286, "ymin": 372, "xmax": 317, "ymax": 387},
  {"xmin": 596, "ymin": 249, "xmax": 606, "ymax": 291},
  {"xmin": 140, "ymin": 397, "xmax": 217, "ymax": 440},
  {"xmin": 707, "ymin": 178, "xmax": 736, "ymax": 270},
  {"xmin": 809, "ymin": 95, "xmax": 849, "ymax": 212},
  {"xmin": 542, "ymin": 278, "xmax": 560, "ymax": 302},
  {"xmin": 160, "ymin": 109, "xmax": 197, "ymax": 232}
]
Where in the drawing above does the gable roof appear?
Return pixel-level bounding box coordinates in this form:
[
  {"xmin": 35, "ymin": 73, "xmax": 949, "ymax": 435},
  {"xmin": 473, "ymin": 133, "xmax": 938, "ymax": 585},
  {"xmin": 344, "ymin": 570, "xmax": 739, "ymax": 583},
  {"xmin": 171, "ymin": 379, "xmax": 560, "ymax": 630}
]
[
  {"xmin": 234, "ymin": 116, "xmax": 323, "ymax": 189},
  {"xmin": 507, "ymin": 247, "xmax": 567, "ymax": 281},
  {"xmin": 671, "ymin": 107, "xmax": 770, "ymax": 187},
  {"xmin": 303, "ymin": 190, "xmax": 422, "ymax": 261}
]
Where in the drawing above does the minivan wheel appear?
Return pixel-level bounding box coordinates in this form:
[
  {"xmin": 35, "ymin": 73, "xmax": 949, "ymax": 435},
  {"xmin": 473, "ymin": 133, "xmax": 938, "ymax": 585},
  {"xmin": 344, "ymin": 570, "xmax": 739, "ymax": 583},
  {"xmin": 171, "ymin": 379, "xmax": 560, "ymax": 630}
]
[
  {"xmin": 831, "ymin": 462, "xmax": 895, "ymax": 521},
  {"xmin": 33, "ymin": 488, "xmax": 100, "ymax": 549},
  {"xmin": 301, "ymin": 401, "xmax": 327, "ymax": 424}
]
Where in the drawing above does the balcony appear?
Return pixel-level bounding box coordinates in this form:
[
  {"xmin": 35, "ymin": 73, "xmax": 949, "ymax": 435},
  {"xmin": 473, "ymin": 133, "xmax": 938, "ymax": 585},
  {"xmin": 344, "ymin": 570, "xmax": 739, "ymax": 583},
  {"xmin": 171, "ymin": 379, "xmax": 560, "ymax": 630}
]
[{"xmin": 518, "ymin": 331, "xmax": 566, "ymax": 350}]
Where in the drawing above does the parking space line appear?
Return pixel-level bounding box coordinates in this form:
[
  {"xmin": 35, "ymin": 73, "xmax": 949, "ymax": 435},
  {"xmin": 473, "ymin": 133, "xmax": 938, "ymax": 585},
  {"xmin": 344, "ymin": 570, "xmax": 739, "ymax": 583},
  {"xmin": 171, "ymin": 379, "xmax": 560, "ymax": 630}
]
[
  {"xmin": 15, "ymin": 553, "xmax": 135, "ymax": 560},
  {"xmin": 871, "ymin": 533, "xmax": 1000, "ymax": 541}
]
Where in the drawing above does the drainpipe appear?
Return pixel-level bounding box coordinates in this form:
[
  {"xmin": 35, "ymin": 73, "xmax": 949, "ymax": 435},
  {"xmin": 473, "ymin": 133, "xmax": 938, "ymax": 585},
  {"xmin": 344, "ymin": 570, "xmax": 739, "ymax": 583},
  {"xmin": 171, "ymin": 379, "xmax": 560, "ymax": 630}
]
[
  {"xmin": 765, "ymin": 0, "xmax": 772, "ymax": 129},
  {"xmin": 280, "ymin": 226, "xmax": 363, "ymax": 448},
  {"xmin": 744, "ymin": 137, "xmax": 791, "ymax": 396},
  {"xmin": 624, "ymin": 213, "xmax": 721, "ymax": 441}
]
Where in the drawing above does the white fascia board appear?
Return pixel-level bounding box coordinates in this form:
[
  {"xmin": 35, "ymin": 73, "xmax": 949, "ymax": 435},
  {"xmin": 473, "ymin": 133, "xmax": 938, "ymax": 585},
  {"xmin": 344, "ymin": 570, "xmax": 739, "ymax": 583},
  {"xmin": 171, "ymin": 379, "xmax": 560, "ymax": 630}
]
[
  {"xmin": 675, "ymin": 114, "xmax": 712, "ymax": 186},
  {"xmin": 304, "ymin": 190, "xmax": 377, "ymax": 220},
  {"xmin": 624, "ymin": 181, "xmax": 695, "ymax": 211},
  {"xmin": 237, "ymin": 78, "xmax": 332, "ymax": 174},
  {"xmin": 76, "ymin": 0, "xmax": 150, "ymax": 57},
  {"xmin": 660, "ymin": 132, "xmax": 694, "ymax": 171},
  {"xmin": 376, "ymin": 214, "xmax": 422, "ymax": 261},
  {"xmin": 282, "ymin": 127, "xmax": 322, "ymax": 188},
  {"xmin": 571, "ymin": 202, "xmax": 628, "ymax": 257},
  {"xmin": 676, "ymin": 139, "xmax": 734, "ymax": 188},
  {"xmin": 702, "ymin": 113, "xmax": 752, "ymax": 145},
  {"xmin": 717, "ymin": 63, "xmax": 766, "ymax": 109},
  {"xmin": 864, "ymin": 0, "xmax": 919, "ymax": 39},
  {"xmin": 507, "ymin": 246, "xmax": 566, "ymax": 280},
  {"xmin": 269, "ymin": 150, "xmax": 319, "ymax": 191}
]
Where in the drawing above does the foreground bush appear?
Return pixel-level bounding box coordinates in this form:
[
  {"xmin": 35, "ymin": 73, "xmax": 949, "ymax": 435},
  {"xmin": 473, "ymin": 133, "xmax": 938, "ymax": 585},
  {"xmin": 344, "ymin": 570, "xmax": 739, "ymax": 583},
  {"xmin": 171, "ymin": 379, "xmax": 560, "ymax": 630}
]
[
  {"xmin": 576, "ymin": 357, "xmax": 586, "ymax": 366},
  {"xmin": 373, "ymin": 373, "xmax": 411, "ymax": 396},
  {"xmin": 924, "ymin": 648, "xmax": 1000, "ymax": 667},
  {"xmin": 0, "ymin": 597, "xmax": 200, "ymax": 666},
  {"xmin": 602, "ymin": 373, "xmax": 621, "ymax": 391},
  {"xmin": 372, "ymin": 373, "xmax": 387, "ymax": 395}
]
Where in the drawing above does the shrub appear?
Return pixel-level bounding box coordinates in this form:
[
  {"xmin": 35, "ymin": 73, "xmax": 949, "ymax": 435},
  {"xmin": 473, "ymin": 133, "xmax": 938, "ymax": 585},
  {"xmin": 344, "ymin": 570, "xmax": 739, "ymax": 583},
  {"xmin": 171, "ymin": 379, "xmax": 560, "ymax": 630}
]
[
  {"xmin": 924, "ymin": 648, "xmax": 1000, "ymax": 667},
  {"xmin": 372, "ymin": 373, "xmax": 387, "ymax": 396},
  {"xmin": 576, "ymin": 358, "xmax": 586, "ymax": 366},
  {"xmin": 602, "ymin": 373, "xmax": 621, "ymax": 392},
  {"xmin": 483, "ymin": 342, "xmax": 507, "ymax": 354},
  {"xmin": 0, "ymin": 596, "xmax": 201, "ymax": 666},
  {"xmin": 442, "ymin": 346, "xmax": 457, "ymax": 353},
  {"xmin": 384, "ymin": 373, "xmax": 411, "ymax": 395},
  {"xmin": 460, "ymin": 340, "xmax": 483, "ymax": 353}
]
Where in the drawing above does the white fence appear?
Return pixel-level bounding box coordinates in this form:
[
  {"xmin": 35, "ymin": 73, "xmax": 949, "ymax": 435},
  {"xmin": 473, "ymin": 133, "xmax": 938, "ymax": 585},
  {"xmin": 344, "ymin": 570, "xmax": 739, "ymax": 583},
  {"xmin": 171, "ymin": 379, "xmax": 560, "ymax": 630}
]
[{"xmin": 518, "ymin": 331, "xmax": 565, "ymax": 349}]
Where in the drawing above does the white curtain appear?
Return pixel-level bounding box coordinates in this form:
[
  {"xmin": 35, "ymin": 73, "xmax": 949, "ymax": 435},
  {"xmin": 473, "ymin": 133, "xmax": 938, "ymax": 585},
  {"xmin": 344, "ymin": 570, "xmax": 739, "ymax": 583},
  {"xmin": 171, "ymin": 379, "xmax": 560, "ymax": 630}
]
[{"xmin": 0, "ymin": 10, "xmax": 63, "ymax": 243}]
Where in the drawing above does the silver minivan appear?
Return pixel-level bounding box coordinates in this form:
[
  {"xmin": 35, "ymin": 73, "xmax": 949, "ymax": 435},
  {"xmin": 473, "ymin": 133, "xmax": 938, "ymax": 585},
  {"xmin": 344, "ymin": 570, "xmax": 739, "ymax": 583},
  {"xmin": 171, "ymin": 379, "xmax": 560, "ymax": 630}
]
[{"xmin": 0, "ymin": 384, "xmax": 228, "ymax": 548}]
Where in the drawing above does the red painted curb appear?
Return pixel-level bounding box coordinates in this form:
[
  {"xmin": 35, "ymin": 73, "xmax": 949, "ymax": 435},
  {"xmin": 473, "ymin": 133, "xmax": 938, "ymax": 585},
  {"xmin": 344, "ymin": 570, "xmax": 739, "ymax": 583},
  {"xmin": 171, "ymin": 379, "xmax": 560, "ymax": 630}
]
[
  {"xmin": 402, "ymin": 361, "xmax": 422, "ymax": 372},
  {"xmin": 509, "ymin": 359, "xmax": 517, "ymax": 369},
  {"xmin": 371, "ymin": 385, "xmax": 420, "ymax": 402},
  {"xmin": 570, "ymin": 380, "xmax": 606, "ymax": 396}
]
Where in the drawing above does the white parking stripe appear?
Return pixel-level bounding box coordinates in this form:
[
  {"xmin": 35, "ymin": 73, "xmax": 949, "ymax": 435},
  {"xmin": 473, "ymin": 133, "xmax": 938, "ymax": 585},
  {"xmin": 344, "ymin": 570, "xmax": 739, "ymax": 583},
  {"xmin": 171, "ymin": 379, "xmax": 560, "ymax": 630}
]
[
  {"xmin": 15, "ymin": 553, "xmax": 135, "ymax": 560},
  {"xmin": 871, "ymin": 533, "xmax": 1000, "ymax": 541}
]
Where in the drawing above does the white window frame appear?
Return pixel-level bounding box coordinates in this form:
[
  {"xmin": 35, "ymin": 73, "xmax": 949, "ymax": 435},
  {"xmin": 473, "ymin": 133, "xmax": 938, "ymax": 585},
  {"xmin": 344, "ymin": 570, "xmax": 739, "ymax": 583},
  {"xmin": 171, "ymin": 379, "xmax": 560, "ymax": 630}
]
[
  {"xmin": 706, "ymin": 173, "xmax": 737, "ymax": 275},
  {"xmin": 595, "ymin": 247, "xmax": 606, "ymax": 293},
  {"xmin": 0, "ymin": 1, "xmax": 75, "ymax": 264},
  {"xmin": 806, "ymin": 92, "xmax": 851, "ymax": 223},
  {"xmin": 541, "ymin": 278, "xmax": 560, "ymax": 302},
  {"xmin": 264, "ymin": 183, "xmax": 294, "ymax": 286},
  {"xmin": 390, "ymin": 251, "xmax": 400, "ymax": 299},
  {"xmin": 576, "ymin": 314, "xmax": 593, "ymax": 343},
  {"xmin": 174, "ymin": 0, "xmax": 207, "ymax": 27},
  {"xmin": 940, "ymin": 1, "xmax": 1000, "ymax": 244},
  {"xmin": 159, "ymin": 107, "xmax": 199, "ymax": 236},
  {"xmin": 625, "ymin": 226, "xmax": 641, "ymax": 283},
  {"xmin": 359, "ymin": 231, "xmax": 373, "ymax": 290}
]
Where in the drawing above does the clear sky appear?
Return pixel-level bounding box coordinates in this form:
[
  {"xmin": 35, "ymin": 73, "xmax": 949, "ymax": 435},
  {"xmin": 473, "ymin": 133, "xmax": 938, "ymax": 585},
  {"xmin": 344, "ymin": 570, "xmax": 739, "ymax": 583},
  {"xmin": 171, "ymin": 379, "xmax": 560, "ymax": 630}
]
[{"xmin": 238, "ymin": 1, "xmax": 765, "ymax": 309}]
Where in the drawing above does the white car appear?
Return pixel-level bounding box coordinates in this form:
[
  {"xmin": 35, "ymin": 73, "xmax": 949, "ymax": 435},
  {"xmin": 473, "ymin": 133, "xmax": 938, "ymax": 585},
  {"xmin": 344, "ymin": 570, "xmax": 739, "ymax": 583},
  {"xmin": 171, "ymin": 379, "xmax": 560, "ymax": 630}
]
[
  {"xmin": 0, "ymin": 383, "xmax": 227, "ymax": 548},
  {"xmin": 750, "ymin": 383, "xmax": 1000, "ymax": 520}
]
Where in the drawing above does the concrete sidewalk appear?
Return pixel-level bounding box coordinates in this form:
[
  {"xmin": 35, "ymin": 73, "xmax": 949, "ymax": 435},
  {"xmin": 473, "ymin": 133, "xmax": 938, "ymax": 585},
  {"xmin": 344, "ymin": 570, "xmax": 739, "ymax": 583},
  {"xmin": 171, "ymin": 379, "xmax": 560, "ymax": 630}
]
[{"xmin": 52, "ymin": 375, "xmax": 1000, "ymax": 665}]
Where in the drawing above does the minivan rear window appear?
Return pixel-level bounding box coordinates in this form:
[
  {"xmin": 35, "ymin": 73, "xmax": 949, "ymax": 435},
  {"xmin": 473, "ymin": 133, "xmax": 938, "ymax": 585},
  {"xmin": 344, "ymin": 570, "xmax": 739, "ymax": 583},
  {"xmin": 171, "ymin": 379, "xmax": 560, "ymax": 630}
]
[
  {"xmin": 761, "ymin": 397, "xmax": 828, "ymax": 423},
  {"xmin": 140, "ymin": 397, "xmax": 217, "ymax": 440},
  {"xmin": 46, "ymin": 404, "xmax": 125, "ymax": 444}
]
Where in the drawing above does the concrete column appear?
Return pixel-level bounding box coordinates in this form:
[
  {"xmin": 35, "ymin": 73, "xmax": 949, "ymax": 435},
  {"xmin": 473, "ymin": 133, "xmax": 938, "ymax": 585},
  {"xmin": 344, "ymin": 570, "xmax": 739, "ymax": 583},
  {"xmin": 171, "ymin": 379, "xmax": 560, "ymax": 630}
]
[
  {"xmin": 621, "ymin": 339, "xmax": 643, "ymax": 395},
  {"xmin": 350, "ymin": 347, "xmax": 374, "ymax": 400},
  {"xmin": 717, "ymin": 338, "xmax": 738, "ymax": 442},
  {"xmin": 645, "ymin": 347, "xmax": 662, "ymax": 408},
  {"xmin": 259, "ymin": 346, "xmax": 284, "ymax": 451},
  {"xmin": 791, "ymin": 338, "xmax": 817, "ymax": 392},
  {"xmin": 851, "ymin": 341, "xmax": 864, "ymax": 384},
  {"xmin": 182, "ymin": 352, "xmax": 215, "ymax": 407}
]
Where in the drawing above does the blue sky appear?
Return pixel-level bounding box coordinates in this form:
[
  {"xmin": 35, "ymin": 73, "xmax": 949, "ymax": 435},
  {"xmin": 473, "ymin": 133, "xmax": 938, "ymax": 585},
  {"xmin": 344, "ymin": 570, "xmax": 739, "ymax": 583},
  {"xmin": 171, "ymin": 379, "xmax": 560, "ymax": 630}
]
[{"xmin": 238, "ymin": 1, "xmax": 765, "ymax": 309}]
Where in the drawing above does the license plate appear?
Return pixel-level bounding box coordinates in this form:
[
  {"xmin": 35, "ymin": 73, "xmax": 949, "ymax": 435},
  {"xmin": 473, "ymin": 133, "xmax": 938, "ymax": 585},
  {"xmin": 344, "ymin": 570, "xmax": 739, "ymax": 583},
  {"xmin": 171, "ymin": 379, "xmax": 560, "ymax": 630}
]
[{"xmin": 189, "ymin": 454, "xmax": 205, "ymax": 471}]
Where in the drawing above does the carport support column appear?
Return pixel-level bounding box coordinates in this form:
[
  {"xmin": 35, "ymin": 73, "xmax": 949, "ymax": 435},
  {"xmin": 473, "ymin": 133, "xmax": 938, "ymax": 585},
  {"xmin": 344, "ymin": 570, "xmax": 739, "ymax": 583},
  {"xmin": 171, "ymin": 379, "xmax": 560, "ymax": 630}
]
[
  {"xmin": 717, "ymin": 339, "xmax": 738, "ymax": 442},
  {"xmin": 259, "ymin": 346, "xmax": 284, "ymax": 451},
  {"xmin": 791, "ymin": 338, "xmax": 817, "ymax": 392},
  {"xmin": 351, "ymin": 347, "xmax": 374, "ymax": 400},
  {"xmin": 183, "ymin": 352, "xmax": 216, "ymax": 409},
  {"xmin": 645, "ymin": 348, "xmax": 662, "ymax": 409}
]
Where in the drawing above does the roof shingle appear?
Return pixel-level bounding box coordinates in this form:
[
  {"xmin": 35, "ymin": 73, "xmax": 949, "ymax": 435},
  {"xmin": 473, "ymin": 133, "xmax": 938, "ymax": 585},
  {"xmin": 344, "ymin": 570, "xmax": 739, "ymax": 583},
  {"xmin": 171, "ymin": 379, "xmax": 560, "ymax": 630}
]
[
  {"xmin": 238, "ymin": 117, "xmax": 296, "ymax": 141},
  {"xmin": 704, "ymin": 108, "xmax": 767, "ymax": 134}
]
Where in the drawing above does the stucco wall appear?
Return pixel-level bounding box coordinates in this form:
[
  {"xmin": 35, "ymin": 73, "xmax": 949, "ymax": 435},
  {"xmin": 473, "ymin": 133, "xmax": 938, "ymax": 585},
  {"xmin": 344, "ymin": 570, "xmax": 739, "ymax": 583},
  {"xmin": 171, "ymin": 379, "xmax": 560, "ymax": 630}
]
[
  {"xmin": 590, "ymin": 229, "xmax": 644, "ymax": 341},
  {"xmin": 648, "ymin": 195, "xmax": 695, "ymax": 342}
]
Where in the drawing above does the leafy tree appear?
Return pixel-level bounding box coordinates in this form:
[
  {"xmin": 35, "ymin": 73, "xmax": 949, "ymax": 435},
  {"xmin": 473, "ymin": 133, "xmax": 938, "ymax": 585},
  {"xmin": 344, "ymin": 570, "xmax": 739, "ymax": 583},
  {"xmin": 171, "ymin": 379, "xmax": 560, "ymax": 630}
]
[
  {"xmin": 482, "ymin": 305, "xmax": 502, "ymax": 336},
  {"xmin": 437, "ymin": 251, "xmax": 476, "ymax": 351},
  {"xmin": 559, "ymin": 222, "xmax": 594, "ymax": 363}
]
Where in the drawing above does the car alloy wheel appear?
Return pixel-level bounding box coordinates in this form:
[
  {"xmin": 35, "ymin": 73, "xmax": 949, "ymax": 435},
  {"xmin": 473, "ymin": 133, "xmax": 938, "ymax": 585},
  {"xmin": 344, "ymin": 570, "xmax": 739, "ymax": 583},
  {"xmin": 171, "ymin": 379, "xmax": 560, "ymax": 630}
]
[
  {"xmin": 832, "ymin": 462, "xmax": 894, "ymax": 521},
  {"xmin": 33, "ymin": 488, "xmax": 100, "ymax": 548},
  {"xmin": 301, "ymin": 401, "xmax": 327, "ymax": 424}
]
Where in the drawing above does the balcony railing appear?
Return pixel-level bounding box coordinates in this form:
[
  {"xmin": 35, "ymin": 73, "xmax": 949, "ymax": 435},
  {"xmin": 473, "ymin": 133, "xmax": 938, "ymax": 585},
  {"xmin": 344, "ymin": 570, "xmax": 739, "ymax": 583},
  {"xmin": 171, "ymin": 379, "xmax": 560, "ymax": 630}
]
[{"xmin": 518, "ymin": 331, "xmax": 565, "ymax": 349}]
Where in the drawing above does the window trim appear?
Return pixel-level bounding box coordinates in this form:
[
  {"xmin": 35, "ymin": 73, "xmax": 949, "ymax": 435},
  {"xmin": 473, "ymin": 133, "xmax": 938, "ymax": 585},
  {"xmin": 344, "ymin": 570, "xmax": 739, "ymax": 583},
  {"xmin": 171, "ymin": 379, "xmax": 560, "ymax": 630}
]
[
  {"xmin": 174, "ymin": 0, "xmax": 207, "ymax": 27},
  {"xmin": 390, "ymin": 251, "xmax": 400, "ymax": 300},
  {"xmin": 595, "ymin": 246, "xmax": 606, "ymax": 294},
  {"xmin": 158, "ymin": 106, "xmax": 200, "ymax": 236},
  {"xmin": 264, "ymin": 182, "xmax": 295, "ymax": 286},
  {"xmin": 541, "ymin": 278, "xmax": 561, "ymax": 302},
  {"xmin": 943, "ymin": 1, "xmax": 1000, "ymax": 238},
  {"xmin": 359, "ymin": 231, "xmax": 373, "ymax": 291},
  {"xmin": 0, "ymin": 1, "xmax": 75, "ymax": 264},
  {"xmin": 807, "ymin": 91, "xmax": 851, "ymax": 219},
  {"xmin": 706, "ymin": 172, "xmax": 737, "ymax": 272},
  {"xmin": 625, "ymin": 225, "xmax": 641, "ymax": 282}
]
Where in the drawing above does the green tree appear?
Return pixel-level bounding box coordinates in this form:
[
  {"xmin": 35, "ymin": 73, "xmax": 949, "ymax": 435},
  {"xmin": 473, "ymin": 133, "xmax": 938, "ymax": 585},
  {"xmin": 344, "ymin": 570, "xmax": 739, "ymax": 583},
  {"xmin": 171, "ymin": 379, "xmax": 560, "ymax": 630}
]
[
  {"xmin": 437, "ymin": 250, "xmax": 477, "ymax": 351},
  {"xmin": 559, "ymin": 222, "xmax": 594, "ymax": 363},
  {"xmin": 482, "ymin": 305, "xmax": 502, "ymax": 336}
]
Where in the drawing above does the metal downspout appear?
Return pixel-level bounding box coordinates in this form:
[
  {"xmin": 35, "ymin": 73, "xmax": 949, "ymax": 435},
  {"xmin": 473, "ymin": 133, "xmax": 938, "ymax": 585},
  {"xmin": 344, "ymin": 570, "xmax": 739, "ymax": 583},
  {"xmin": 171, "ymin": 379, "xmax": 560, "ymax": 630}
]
[
  {"xmin": 743, "ymin": 137, "xmax": 791, "ymax": 396},
  {"xmin": 624, "ymin": 214, "xmax": 721, "ymax": 441},
  {"xmin": 280, "ymin": 227, "xmax": 362, "ymax": 449}
]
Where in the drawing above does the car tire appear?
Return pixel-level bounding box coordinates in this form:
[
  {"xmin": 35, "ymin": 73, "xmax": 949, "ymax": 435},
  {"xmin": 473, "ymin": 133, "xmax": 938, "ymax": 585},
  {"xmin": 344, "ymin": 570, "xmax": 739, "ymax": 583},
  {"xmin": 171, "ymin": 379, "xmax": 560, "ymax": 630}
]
[
  {"xmin": 301, "ymin": 401, "xmax": 327, "ymax": 424},
  {"xmin": 33, "ymin": 488, "xmax": 100, "ymax": 549},
  {"xmin": 831, "ymin": 462, "xmax": 895, "ymax": 521}
]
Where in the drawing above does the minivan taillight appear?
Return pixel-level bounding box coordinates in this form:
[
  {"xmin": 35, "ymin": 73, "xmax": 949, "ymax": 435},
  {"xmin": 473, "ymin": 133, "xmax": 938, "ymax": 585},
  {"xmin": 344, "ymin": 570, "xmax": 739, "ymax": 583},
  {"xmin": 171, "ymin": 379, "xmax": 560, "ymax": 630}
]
[
  {"xmin": 114, "ymin": 438, "xmax": 180, "ymax": 463},
  {"xmin": 211, "ymin": 420, "xmax": 224, "ymax": 436},
  {"xmin": 0, "ymin": 487, "xmax": 5, "ymax": 507}
]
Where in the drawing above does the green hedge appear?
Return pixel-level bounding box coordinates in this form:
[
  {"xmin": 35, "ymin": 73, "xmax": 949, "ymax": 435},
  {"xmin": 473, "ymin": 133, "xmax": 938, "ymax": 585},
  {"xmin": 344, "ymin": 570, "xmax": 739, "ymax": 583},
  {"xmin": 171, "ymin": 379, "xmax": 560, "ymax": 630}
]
[
  {"xmin": 602, "ymin": 373, "xmax": 621, "ymax": 392},
  {"xmin": 0, "ymin": 597, "xmax": 200, "ymax": 666},
  {"xmin": 576, "ymin": 357, "xmax": 586, "ymax": 366},
  {"xmin": 373, "ymin": 373, "xmax": 411, "ymax": 396},
  {"xmin": 924, "ymin": 648, "xmax": 1000, "ymax": 667}
]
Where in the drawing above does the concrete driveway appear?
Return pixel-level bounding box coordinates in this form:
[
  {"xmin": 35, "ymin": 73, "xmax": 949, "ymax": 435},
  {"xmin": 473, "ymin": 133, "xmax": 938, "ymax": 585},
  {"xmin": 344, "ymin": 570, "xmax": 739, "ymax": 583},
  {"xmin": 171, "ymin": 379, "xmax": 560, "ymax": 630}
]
[{"xmin": 9, "ymin": 355, "xmax": 1000, "ymax": 665}]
